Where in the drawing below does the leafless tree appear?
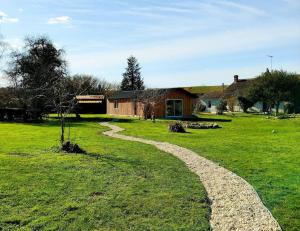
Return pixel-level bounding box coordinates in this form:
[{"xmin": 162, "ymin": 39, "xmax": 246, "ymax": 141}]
[
  {"xmin": 0, "ymin": 34, "xmax": 7, "ymax": 61},
  {"xmin": 136, "ymin": 89, "xmax": 167, "ymax": 121}
]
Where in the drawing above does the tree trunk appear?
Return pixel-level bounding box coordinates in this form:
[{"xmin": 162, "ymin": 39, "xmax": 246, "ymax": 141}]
[
  {"xmin": 275, "ymin": 103, "xmax": 280, "ymax": 116},
  {"xmin": 60, "ymin": 114, "xmax": 65, "ymax": 145}
]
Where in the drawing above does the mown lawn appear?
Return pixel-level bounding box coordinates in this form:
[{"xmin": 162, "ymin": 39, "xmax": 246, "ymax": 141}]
[
  {"xmin": 0, "ymin": 118, "xmax": 210, "ymax": 231},
  {"xmin": 113, "ymin": 113, "xmax": 300, "ymax": 231}
]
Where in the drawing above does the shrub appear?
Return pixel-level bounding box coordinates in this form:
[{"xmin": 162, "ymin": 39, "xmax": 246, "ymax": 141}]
[
  {"xmin": 227, "ymin": 96, "xmax": 235, "ymax": 112},
  {"xmin": 61, "ymin": 141, "xmax": 86, "ymax": 153},
  {"xmin": 238, "ymin": 96, "xmax": 255, "ymax": 113},
  {"xmin": 216, "ymin": 100, "xmax": 227, "ymax": 115},
  {"xmin": 284, "ymin": 102, "xmax": 294, "ymax": 114},
  {"xmin": 169, "ymin": 122, "xmax": 186, "ymax": 133},
  {"xmin": 194, "ymin": 100, "xmax": 206, "ymax": 113}
]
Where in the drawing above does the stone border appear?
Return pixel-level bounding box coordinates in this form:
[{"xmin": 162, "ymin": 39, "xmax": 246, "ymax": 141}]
[{"xmin": 100, "ymin": 122, "xmax": 282, "ymax": 231}]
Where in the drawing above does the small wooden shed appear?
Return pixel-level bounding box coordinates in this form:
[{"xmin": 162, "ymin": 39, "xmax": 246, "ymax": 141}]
[
  {"xmin": 75, "ymin": 95, "xmax": 106, "ymax": 114},
  {"xmin": 107, "ymin": 88, "xmax": 197, "ymax": 118}
]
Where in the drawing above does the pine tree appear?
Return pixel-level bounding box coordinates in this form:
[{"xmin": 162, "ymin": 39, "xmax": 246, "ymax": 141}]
[{"xmin": 121, "ymin": 56, "xmax": 145, "ymax": 91}]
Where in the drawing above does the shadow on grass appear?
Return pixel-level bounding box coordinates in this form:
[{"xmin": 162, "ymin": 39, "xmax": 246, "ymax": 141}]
[
  {"xmin": 187, "ymin": 117, "xmax": 232, "ymax": 122},
  {"xmin": 82, "ymin": 152, "xmax": 141, "ymax": 165},
  {"xmin": 50, "ymin": 116, "xmax": 134, "ymax": 123},
  {"xmin": 16, "ymin": 116, "xmax": 135, "ymax": 128},
  {"xmin": 170, "ymin": 116, "xmax": 232, "ymax": 123}
]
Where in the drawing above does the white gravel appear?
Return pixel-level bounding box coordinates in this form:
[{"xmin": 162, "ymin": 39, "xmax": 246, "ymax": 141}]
[{"xmin": 100, "ymin": 122, "xmax": 282, "ymax": 231}]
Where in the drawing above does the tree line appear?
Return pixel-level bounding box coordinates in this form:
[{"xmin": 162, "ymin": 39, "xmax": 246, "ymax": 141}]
[
  {"xmin": 237, "ymin": 69, "xmax": 300, "ymax": 115},
  {"xmin": 0, "ymin": 36, "xmax": 119, "ymax": 113},
  {"xmin": 0, "ymin": 34, "xmax": 147, "ymax": 147}
]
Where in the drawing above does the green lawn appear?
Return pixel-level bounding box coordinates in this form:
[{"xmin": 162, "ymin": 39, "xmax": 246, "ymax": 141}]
[
  {"xmin": 0, "ymin": 118, "xmax": 210, "ymax": 231},
  {"xmin": 113, "ymin": 113, "xmax": 300, "ymax": 231}
]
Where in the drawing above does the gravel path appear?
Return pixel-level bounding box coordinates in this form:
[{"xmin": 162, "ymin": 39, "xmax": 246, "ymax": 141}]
[{"xmin": 100, "ymin": 122, "xmax": 282, "ymax": 231}]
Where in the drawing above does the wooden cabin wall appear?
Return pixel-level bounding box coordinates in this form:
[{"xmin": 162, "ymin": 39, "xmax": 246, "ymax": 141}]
[{"xmin": 107, "ymin": 89, "xmax": 194, "ymax": 118}]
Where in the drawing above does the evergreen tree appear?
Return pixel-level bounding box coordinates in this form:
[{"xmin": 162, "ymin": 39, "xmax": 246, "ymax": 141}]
[{"xmin": 121, "ymin": 56, "xmax": 144, "ymax": 91}]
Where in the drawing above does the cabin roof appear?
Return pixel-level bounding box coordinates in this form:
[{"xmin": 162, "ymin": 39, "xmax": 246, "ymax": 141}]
[
  {"xmin": 75, "ymin": 95, "xmax": 105, "ymax": 104},
  {"xmin": 75, "ymin": 95, "xmax": 105, "ymax": 100},
  {"xmin": 108, "ymin": 88, "xmax": 197, "ymax": 100}
]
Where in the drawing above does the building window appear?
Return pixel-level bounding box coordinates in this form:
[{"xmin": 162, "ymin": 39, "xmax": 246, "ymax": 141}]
[
  {"xmin": 114, "ymin": 100, "xmax": 119, "ymax": 109},
  {"xmin": 208, "ymin": 101, "xmax": 212, "ymax": 108},
  {"xmin": 166, "ymin": 99, "xmax": 183, "ymax": 117}
]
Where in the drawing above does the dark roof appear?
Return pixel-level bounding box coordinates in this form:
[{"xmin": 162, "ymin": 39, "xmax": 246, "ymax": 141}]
[
  {"xmin": 108, "ymin": 90, "xmax": 141, "ymax": 99},
  {"xmin": 223, "ymin": 78, "xmax": 256, "ymax": 98},
  {"xmin": 200, "ymin": 90, "xmax": 224, "ymax": 99},
  {"xmin": 108, "ymin": 88, "xmax": 197, "ymax": 100}
]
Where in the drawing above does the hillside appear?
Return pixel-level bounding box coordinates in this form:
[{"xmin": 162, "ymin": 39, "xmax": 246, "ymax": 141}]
[{"xmin": 184, "ymin": 85, "xmax": 226, "ymax": 94}]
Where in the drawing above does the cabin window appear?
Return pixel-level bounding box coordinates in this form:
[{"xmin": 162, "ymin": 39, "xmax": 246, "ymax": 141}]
[
  {"xmin": 208, "ymin": 101, "xmax": 212, "ymax": 108},
  {"xmin": 114, "ymin": 100, "xmax": 119, "ymax": 109},
  {"xmin": 166, "ymin": 99, "xmax": 183, "ymax": 117}
]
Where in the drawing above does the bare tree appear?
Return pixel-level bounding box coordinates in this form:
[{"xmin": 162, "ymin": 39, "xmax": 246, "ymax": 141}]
[
  {"xmin": 67, "ymin": 74, "xmax": 120, "ymax": 97},
  {"xmin": 137, "ymin": 89, "xmax": 167, "ymax": 121},
  {"xmin": 0, "ymin": 33, "xmax": 7, "ymax": 61}
]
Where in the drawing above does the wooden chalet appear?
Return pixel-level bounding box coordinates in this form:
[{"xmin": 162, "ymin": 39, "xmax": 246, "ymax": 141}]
[{"xmin": 107, "ymin": 88, "xmax": 197, "ymax": 118}]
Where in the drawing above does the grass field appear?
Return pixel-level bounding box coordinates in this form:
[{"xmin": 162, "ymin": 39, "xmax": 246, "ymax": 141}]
[
  {"xmin": 1, "ymin": 114, "xmax": 299, "ymax": 231},
  {"xmin": 0, "ymin": 118, "xmax": 210, "ymax": 230},
  {"xmin": 113, "ymin": 114, "xmax": 300, "ymax": 231}
]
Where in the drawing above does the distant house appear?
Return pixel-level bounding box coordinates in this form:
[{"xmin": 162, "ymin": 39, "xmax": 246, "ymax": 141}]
[
  {"xmin": 200, "ymin": 75, "xmax": 286, "ymax": 113},
  {"xmin": 75, "ymin": 95, "xmax": 106, "ymax": 114},
  {"xmin": 107, "ymin": 88, "xmax": 197, "ymax": 118},
  {"xmin": 200, "ymin": 91, "xmax": 224, "ymax": 113}
]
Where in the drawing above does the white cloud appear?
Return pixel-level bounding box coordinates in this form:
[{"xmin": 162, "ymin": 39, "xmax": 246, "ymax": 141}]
[
  {"xmin": 0, "ymin": 11, "xmax": 19, "ymax": 24},
  {"xmin": 69, "ymin": 22, "xmax": 300, "ymax": 71},
  {"xmin": 5, "ymin": 38, "xmax": 24, "ymax": 50},
  {"xmin": 215, "ymin": 0, "xmax": 266, "ymax": 16},
  {"xmin": 47, "ymin": 16, "xmax": 71, "ymax": 24}
]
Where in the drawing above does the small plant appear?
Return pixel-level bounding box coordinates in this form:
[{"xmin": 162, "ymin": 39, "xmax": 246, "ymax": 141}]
[
  {"xmin": 284, "ymin": 102, "xmax": 294, "ymax": 114},
  {"xmin": 194, "ymin": 101, "xmax": 206, "ymax": 113},
  {"xmin": 169, "ymin": 122, "xmax": 186, "ymax": 133},
  {"xmin": 227, "ymin": 96, "xmax": 235, "ymax": 112},
  {"xmin": 61, "ymin": 141, "xmax": 86, "ymax": 153},
  {"xmin": 216, "ymin": 100, "xmax": 227, "ymax": 115}
]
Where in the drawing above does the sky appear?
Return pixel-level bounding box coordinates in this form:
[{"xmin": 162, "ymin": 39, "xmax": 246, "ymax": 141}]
[{"xmin": 0, "ymin": 0, "xmax": 300, "ymax": 88}]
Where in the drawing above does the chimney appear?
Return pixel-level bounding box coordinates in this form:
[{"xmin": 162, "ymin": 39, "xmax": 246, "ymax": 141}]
[
  {"xmin": 222, "ymin": 83, "xmax": 225, "ymax": 92},
  {"xmin": 234, "ymin": 75, "xmax": 239, "ymax": 83}
]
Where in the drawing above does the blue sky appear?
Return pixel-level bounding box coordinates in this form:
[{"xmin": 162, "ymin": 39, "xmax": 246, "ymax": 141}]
[{"xmin": 0, "ymin": 0, "xmax": 300, "ymax": 87}]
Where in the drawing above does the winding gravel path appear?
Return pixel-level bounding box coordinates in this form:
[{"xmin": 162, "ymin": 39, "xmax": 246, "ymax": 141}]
[{"xmin": 100, "ymin": 122, "xmax": 282, "ymax": 231}]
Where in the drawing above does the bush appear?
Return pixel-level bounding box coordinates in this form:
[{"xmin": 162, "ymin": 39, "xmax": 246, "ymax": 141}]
[
  {"xmin": 227, "ymin": 96, "xmax": 235, "ymax": 112},
  {"xmin": 169, "ymin": 122, "xmax": 186, "ymax": 133},
  {"xmin": 61, "ymin": 141, "xmax": 86, "ymax": 153},
  {"xmin": 284, "ymin": 102, "xmax": 294, "ymax": 114},
  {"xmin": 216, "ymin": 100, "xmax": 227, "ymax": 115},
  {"xmin": 238, "ymin": 96, "xmax": 255, "ymax": 113},
  {"xmin": 194, "ymin": 101, "xmax": 206, "ymax": 113}
]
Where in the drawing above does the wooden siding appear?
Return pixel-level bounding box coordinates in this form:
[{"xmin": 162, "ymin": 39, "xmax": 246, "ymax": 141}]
[
  {"xmin": 107, "ymin": 89, "xmax": 194, "ymax": 118},
  {"xmin": 107, "ymin": 98, "xmax": 135, "ymax": 116}
]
